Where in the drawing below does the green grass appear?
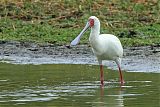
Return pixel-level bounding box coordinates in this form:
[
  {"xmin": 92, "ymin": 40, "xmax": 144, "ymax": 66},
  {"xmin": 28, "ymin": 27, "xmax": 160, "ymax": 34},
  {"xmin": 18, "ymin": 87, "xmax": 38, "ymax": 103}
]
[{"xmin": 0, "ymin": 0, "xmax": 160, "ymax": 46}]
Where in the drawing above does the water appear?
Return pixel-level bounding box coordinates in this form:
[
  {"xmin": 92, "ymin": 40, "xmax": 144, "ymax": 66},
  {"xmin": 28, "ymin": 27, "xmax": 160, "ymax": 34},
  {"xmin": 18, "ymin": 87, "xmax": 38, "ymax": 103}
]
[{"xmin": 0, "ymin": 63, "xmax": 159, "ymax": 107}]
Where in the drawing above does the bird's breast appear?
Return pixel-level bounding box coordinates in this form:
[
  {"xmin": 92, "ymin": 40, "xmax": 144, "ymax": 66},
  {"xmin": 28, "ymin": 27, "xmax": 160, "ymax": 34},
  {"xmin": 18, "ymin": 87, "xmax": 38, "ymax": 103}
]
[
  {"xmin": 92, "ymin": 48, "xmax": 115, "ymax": 60},
  {"xmin": 90, "ymin": 34, "xmax": 123, "ymax": 61}
]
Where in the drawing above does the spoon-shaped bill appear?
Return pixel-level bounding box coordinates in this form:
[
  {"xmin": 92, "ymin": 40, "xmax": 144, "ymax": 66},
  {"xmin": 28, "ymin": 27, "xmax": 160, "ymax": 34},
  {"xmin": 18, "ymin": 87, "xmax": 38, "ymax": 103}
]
[{"xmin": 70, "ymin": 22, "xmax": 90, "ymax": 46}]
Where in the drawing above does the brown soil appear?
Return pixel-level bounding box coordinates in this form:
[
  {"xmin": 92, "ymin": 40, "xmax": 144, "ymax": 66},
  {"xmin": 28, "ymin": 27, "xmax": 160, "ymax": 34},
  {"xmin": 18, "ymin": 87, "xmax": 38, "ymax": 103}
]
[{"xmin": 0, "ymin": 41, "xmax": 160, "ymax": 72}]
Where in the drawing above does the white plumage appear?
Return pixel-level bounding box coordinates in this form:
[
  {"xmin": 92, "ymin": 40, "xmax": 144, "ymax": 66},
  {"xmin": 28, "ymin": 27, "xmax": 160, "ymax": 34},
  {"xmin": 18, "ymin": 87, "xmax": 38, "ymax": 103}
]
[{"xmin": 71, "ymin": 16, "xmax": 124, "ymax": 86}]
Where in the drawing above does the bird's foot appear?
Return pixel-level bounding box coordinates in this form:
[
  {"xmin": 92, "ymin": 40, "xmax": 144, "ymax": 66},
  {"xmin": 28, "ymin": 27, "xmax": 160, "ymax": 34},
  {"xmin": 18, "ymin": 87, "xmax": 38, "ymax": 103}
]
[
  {"xmin": 101, "ymin": 80, "xmax": 104, "ymax": 87},
  {"xmin": 120, "ymin": 80, "xmax": 125, "ymax": 85}
]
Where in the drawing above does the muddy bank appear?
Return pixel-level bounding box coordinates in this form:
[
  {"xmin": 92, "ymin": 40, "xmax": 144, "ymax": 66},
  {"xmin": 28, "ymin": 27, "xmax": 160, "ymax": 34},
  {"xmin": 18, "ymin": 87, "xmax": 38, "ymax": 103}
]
[{"xmin": 0, "ymin": 41, "xmax": 160, "ymax": 72}]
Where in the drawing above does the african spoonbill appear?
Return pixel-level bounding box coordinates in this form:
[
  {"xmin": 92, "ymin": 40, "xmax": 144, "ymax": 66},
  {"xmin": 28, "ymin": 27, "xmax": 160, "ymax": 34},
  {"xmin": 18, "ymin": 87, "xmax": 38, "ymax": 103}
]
[{"xmin": 70, "ymin": 16, "xmax": 124, "ymax": 86}]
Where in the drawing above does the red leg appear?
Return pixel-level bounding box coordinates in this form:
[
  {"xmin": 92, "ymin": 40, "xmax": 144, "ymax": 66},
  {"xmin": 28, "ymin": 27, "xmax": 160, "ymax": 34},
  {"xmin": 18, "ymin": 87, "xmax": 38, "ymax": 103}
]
[
  {"xmin": 117, "ymin": 64, "xmax": 124, "ymax": 84},
  {"xmin": 100, "ymin": 65, "xmax": 104, "ymax": 86}
]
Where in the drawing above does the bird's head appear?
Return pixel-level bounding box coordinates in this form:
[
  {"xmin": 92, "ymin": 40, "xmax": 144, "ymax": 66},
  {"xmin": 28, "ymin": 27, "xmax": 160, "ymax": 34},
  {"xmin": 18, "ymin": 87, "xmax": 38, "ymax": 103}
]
[
  {"xmin": 88, "ymin": 16, "xmax": 100, "ymax": 28},
  {"xmin": 70, "ymin": 16, "xmax": 100, "ymax": 46}
]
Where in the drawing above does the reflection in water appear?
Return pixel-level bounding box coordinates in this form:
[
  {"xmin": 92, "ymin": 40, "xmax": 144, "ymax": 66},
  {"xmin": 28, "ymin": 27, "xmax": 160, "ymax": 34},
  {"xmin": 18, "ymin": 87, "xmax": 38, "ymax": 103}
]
[
  {"xmin": 0, "ymin": 80, "xmax": 155, "ymax": 106},
  {"xmin": 98, "ymin": 81, "xmax": 148, "ymax": 107},
  {"xmin": 0, "ymin": 63, "xmax": 159, "ymax": 106},
  {"xmin": 116, "ymin": 87, "xmax": 124, "ymax": 107},
  {"xmin": 99, "ymin": 83, "xmax": 125, "ymax": 107},
  {"xmin": 0, "ymin": 79, "xmax": 158, "ymax": 107},
  {"xmin": 0, "ymin": 80, "xmax": 141, "ymax": 106},
  {"xmin": 100, "ymin": 85, "xmax": 104, "ymax": 101}
]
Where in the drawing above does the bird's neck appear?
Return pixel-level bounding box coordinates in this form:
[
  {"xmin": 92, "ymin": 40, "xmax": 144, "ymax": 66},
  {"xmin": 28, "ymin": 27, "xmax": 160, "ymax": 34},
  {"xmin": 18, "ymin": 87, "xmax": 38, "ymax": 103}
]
[{"xmin": 89, "ymin": 25, "xmax": 100, "ymax": 44}]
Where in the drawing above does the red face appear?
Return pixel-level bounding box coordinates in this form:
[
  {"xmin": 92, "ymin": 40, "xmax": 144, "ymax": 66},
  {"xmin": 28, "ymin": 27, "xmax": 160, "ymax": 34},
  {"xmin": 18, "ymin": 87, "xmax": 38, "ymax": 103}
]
[{"xmin": 89, "ymin": 19, "xmax": 94, "ymax": 27}]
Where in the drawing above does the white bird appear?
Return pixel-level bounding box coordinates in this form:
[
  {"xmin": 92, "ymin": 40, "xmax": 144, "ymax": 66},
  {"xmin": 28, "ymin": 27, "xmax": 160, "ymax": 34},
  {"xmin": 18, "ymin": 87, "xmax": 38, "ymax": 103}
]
[{"xmin": 70, "ymin": 16, "xmax": 124, "ymax": 86}]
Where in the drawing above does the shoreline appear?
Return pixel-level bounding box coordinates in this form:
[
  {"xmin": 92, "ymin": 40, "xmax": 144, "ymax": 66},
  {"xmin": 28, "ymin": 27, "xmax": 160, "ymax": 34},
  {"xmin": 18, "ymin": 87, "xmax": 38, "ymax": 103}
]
[{"xmin": 0, "ymin": 41, "xmax": 160, "ymax": 73}]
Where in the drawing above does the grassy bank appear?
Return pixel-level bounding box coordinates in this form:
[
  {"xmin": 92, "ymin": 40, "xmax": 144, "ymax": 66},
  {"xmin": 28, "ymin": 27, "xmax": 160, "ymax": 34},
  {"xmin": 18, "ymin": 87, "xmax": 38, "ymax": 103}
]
[{"xmin": 0, "ymin": 0, "xmax": 160, "ymax": 46}]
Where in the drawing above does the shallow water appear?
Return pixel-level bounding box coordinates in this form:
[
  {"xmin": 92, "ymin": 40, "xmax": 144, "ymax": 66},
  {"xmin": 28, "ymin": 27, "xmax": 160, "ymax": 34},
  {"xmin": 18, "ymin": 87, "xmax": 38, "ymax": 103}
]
[{"xmin": 0, "ymin": 63, "xmax": 159, "ymax": 107}]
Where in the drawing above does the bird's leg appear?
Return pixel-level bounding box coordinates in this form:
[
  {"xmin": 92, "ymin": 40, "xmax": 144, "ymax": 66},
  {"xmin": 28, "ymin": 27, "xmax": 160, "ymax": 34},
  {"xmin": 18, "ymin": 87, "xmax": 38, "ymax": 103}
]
[
  {"xmin": 117, "ymin": 64, "xmax": 124, "ymax": 85},
  {"xmin": 100, "ymin": 65, "xmax": 104, "ymax": 86}
]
